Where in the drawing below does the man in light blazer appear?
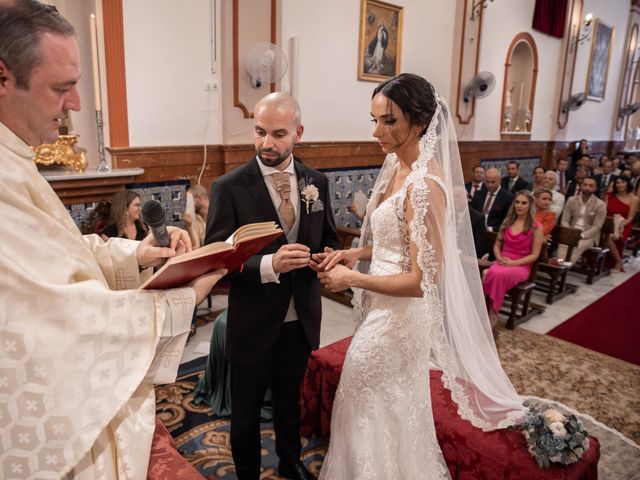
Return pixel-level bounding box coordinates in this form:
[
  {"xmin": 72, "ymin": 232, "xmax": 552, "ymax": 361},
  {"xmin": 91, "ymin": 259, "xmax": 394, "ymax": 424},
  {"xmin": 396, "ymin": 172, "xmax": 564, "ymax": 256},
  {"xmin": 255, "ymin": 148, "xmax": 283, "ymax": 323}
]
[
  {"xmin": 557, "ymin": 177, "xmax": 606, "ymax": 263},
  {"xmin": 205, "ymin": 93, "xmax": 340, "ymax": 480}
]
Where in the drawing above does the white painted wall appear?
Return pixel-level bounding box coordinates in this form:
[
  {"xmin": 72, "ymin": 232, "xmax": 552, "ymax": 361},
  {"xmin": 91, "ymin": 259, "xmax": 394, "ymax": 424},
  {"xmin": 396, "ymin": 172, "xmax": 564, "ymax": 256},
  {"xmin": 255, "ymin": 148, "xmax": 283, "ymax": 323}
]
[
  {"xmin": 60, "ymin": 0, "xmax": 632, "ymax": 148},
  {"xmin": 122, "ymin": 0, "xmax": 222, "ymax": 146},
  {"xmin": 280, "ymin": 0, "xmax": 457, "ymax": 142},
  {"xmin": 566, "ymin": 0, "xmax": 630, "ymax": 141},
  {"xmin": 474, "ymin": 0, "xmax": 630, "ymax": 142},
  {"xmin": 53, "ymin": 0, "xmax": 104, "ymax": 169}
]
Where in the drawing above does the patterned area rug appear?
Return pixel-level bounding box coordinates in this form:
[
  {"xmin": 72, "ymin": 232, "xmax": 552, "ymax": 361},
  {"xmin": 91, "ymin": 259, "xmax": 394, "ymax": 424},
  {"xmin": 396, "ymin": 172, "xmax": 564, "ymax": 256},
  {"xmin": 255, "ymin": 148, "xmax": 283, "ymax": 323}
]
[
  {"xmin": 495, "ymin": 324, "xmax": 640, "ymax": 479},
  {"xmin": 155, "ymin": 357, "xmax": 326, "ymax": 479},
  {"xmin": 156, "ymin": 327, "xmax": 640, "ymax": 479}
]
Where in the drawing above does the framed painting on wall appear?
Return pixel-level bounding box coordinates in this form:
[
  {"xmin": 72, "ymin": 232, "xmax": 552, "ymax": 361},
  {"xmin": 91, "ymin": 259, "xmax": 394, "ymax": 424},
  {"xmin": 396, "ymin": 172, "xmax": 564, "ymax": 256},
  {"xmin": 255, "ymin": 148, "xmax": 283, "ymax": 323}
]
[
  {"xmin": 585, "ymin": 19, "xmax": 615, "ymax": 101},
  {"xmin": 358, "ymin": 0, "xmax": 403, "ymax": 82}
]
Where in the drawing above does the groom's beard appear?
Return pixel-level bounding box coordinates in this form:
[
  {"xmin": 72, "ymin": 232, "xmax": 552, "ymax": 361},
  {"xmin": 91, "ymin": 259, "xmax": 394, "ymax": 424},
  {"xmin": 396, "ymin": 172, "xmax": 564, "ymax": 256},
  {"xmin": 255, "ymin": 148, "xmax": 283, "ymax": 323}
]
[{"xmin": 257, "ymin": 147, "xmax": 292, "ymax": 168}]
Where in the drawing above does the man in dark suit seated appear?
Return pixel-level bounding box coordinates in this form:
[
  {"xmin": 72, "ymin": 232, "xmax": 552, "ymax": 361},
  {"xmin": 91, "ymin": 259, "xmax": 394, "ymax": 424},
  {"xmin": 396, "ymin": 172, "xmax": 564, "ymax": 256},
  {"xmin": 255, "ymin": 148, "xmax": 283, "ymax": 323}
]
[
  {"xmin": 465, "ymin": 164, "xmax": 487, "ymax": 202},
  {"xmin": 554, "ymin": 157, "xmax": 574, "ymax": 196},
  {"xmin": 471, "ymin": 167, "xmax": 514, "ymax": 231},
  {"xmin": 594, "ymin": 159, "xmax": 615, "ymax": 198},
  {"xmin": 469, "ymin": 206, "xmax": 487, "ymax": 258},
  {"xmin": 501, "ymin": 160, "xmax": 530, "ymax": 194},
  {"xmin": 565, "ymin": 166, "xmax": 590, "ymax": 198}
]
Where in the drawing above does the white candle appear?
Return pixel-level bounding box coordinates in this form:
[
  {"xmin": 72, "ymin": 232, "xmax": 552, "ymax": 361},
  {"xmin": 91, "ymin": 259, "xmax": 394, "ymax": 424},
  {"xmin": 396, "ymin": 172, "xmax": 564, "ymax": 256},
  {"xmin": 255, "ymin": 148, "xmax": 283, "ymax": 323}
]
[
  {"xmin": 518, "ymin": 82, "xmax": 524, "ymax": 110},
  {"xmin": 89, "ymin": 14, "xmax": 102, "ymax": 111}
]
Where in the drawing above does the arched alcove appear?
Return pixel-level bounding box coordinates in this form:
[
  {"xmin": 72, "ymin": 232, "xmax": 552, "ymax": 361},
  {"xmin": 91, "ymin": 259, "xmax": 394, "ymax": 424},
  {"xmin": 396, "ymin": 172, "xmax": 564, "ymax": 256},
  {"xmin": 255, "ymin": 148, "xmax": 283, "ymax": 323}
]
[{"xmin": 500, "ymin": 33, "xmax": 539, "ymax": 140}]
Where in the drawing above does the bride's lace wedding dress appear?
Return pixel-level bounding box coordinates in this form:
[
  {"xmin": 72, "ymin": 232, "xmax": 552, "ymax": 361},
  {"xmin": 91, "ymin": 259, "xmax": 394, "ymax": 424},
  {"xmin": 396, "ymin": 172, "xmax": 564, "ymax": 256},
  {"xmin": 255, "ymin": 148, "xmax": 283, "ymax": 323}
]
[{"xmin": 319, "ymin": 183, "xmax": 451, "ymax": 480}]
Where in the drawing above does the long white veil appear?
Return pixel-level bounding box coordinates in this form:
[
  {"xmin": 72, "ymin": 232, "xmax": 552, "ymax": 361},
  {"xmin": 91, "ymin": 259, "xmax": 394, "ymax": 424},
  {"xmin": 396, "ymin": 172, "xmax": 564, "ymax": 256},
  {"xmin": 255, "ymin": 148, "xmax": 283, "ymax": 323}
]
[{"xmin": 352, "ymin": 93, "xmax": 525, "ymax": 430}]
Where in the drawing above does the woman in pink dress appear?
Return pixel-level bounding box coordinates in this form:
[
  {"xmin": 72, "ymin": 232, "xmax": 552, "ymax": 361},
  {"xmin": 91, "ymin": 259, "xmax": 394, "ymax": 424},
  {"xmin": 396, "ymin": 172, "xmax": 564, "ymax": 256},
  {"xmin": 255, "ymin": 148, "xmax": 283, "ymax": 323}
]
[
  {"xmin": 605, "ymin": 175, "xmax": 639, "ymax": 272},
  {"xmin": 483, "ymin": 190, "xmax": 544, "ymax": 329}
]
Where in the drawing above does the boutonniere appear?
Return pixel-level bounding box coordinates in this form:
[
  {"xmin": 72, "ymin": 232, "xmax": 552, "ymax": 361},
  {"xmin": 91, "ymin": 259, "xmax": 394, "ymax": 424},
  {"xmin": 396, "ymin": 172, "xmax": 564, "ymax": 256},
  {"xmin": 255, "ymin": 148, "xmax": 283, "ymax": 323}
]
[{"xmin": 300, "ymin": 178, "xmax": 319, "ymax": 214}]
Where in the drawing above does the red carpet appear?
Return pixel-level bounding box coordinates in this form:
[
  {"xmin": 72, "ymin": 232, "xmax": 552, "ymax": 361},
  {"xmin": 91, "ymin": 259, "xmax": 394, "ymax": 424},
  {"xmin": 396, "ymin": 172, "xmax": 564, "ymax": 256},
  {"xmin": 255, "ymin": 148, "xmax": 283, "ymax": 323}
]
[{"xmin": 548, "ymin": 272, "xmax": 640, "ymax": 365}]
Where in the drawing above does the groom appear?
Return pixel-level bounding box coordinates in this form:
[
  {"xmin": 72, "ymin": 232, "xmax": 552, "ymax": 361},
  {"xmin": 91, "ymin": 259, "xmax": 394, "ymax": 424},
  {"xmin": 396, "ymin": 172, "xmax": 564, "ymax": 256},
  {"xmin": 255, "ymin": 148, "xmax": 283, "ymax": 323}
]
[{"xmin": 205, "ymin": 93, "xmax": 340, "ymax": 480}]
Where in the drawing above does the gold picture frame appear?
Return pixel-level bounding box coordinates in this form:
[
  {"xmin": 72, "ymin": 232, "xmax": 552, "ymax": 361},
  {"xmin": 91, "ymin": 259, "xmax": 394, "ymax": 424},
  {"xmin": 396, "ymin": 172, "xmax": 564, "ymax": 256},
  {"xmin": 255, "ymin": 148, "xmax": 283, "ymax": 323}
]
[
  {"xmin": 585, "ymin": 18, "xmax": 615, "ymax": 101},
  {"xmin": 358, "ymin": 0, "xmax": 403, "ymax": 82}
]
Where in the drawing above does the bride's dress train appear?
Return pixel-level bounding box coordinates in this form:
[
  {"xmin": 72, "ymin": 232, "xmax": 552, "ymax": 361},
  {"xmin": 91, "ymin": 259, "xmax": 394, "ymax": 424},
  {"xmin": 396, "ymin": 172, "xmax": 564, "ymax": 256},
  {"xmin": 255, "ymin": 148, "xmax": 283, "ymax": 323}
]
[{"xmin": 319, "ymin": 187, "xmax": 450, "ymax": 480}]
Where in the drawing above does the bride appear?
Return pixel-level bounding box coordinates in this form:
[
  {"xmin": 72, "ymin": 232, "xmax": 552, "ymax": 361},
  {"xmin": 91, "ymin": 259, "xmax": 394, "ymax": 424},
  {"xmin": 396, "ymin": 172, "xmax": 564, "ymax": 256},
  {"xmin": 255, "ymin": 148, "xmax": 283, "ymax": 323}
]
[{"xmin": 312, "ymin": 73, "xmax": 525, "ymax": 479}]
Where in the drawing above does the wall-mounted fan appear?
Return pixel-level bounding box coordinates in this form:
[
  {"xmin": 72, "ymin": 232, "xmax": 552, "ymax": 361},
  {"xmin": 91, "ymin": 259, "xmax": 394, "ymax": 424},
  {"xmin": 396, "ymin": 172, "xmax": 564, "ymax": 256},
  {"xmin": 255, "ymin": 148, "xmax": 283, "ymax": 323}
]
[
  {"xmin": 619, "ymin": 102, "xmax": 640, "ymax": 117},
  {"xmin": 561, "ymin": 92, "xmax": 587, "ymax": 114},
  {"xmin": 245, "ymin": 42, "xmax": 288, "ymax": 89},
  {"xmin": 463, "ymin": 71, "xmax": 496, "ymax": 102}
]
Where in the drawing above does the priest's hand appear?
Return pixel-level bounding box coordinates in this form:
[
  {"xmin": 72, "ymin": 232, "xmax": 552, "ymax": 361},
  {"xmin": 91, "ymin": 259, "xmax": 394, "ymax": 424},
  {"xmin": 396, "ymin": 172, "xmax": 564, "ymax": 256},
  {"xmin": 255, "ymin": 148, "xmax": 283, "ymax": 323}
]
[
  {"xmin": 188, "ymin": 268, "xmax": 227, "ymax": 305},
  {"xmin": 137, "ymin": 227, "xmax": 193, "ymax": 268},
  {"xmin": 272, "ymin": 243, "xmax": 311, "ymax": 274}
]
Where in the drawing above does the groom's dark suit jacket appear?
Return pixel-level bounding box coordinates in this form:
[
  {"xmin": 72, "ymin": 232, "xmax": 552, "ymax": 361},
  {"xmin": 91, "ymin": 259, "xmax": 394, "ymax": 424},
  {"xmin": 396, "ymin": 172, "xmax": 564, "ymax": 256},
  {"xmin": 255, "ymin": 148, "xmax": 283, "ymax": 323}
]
[{"xmin": 205, "ymin": 157, "xmax": 340, "ymax": 366}]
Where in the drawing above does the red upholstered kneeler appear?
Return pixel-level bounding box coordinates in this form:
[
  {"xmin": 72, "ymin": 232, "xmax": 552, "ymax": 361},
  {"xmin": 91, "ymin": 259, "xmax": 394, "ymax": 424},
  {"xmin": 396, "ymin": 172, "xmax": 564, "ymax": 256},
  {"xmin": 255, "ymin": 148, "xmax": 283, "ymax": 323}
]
[
  {"xmin": 301, "ymin": 337, "xmax": 600, "ymax": 479},
  {"xmin": 147, "ymin": 417, "xmax": 206, "ymax": 480}
]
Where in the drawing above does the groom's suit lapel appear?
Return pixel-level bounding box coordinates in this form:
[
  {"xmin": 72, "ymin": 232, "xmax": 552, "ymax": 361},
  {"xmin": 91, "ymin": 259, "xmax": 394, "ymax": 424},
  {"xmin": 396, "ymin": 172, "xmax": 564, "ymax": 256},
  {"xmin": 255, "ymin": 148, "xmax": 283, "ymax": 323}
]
[
  {"xmin": 243, "ymin": 157, "xmax": 287, "ymax": 247},
  {"xmin": 294, "ymin": 160, "xmax": 312, "ymax": 244}
]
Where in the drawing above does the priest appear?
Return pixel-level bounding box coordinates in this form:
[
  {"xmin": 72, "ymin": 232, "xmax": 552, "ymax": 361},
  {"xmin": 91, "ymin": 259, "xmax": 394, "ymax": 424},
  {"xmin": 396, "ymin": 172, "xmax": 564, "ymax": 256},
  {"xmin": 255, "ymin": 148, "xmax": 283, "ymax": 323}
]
[{"xmin": 0, "ymin": 2, "xmax": 225, "ymax": 478}]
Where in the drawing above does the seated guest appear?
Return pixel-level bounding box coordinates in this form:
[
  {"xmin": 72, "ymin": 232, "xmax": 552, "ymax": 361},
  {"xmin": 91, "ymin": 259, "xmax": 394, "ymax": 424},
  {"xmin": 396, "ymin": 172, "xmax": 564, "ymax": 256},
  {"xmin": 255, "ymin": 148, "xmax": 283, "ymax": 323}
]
[
  {"xmin": 612, "ymin": 154, "xmax": 623, "ymax": 176},
  {"xmin": 554, "ymin": 157, "xmax": 573, "ymax": 195},
  {"xmin": 570, "ymin": 139, "xmax": 589, "ymax": 175},
  {"xmin": 531, "ymin": 165, "xmax": 546, "ymax": 191},
  {"xmin": 543, "ymin": 170, "xmax": 565, "ymax": 221},
  {"xmin": 557, "ymin": 177, "xmax": 607, "ymax": 263},
  {"xmin": 605, "ymin": 176, "xmax": 639, "ymax": 272},
  {"xmin": 595, "ymin": 159, "xmax": 616, "ymax": 197},
  {"xmin": 501, "ymin": 160, "xmax": 530, "ymax": 194},
  {"xmin": 470, "ymin": 206, "xmax": 487, "ymax": 258},
  {"xmin": 482, "ymin": 191, "xmax": 544, "ymax": 329},
  {"xmin": 465, "ymin": 164, "xmax": 486, "ymax": 201},
  {"xmin": 100, "ymin": 190, "xmax": 148, "ymax": 241},
  {"xmin": 471, "ymin": 167, "xmax": 514, "ymax": 231},
  {"xmin": 630, "ymin": 160, "xmax": 640, "ymax": 195},
  {"xmin": 193, "ymin": 311, "xmax": 273, "ymax": 420},
  {"xmin": 184, "ymin": 184, "xmax": 210, "ymax": 249},
  {"xmin": 565, "ymin": 166, "xmax": 589, "ymax": 198},
  {"xmin": 534, "ymin": 188, "xmax": 556, "ymax": 240}
]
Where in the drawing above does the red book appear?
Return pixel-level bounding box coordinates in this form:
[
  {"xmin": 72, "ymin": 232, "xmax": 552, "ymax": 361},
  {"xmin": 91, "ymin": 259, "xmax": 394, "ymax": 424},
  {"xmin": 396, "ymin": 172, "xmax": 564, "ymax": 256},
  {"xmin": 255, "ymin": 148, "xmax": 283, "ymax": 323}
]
[{"xmin": 140, "ymin": 221, "xmax": 283, "ymax": 290}]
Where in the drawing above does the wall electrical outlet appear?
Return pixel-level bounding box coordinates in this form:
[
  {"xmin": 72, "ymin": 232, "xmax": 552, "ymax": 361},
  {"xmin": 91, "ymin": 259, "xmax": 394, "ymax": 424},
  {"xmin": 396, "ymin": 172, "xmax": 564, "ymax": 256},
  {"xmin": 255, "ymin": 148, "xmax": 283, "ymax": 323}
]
[{"xmin": 205, "ymin": 81, "xmax": 219, "ymax": 92}]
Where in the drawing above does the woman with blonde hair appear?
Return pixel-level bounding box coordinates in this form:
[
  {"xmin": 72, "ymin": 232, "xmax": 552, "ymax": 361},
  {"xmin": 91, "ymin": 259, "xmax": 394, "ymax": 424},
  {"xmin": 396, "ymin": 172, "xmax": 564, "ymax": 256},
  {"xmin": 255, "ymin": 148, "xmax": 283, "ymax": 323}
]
[
  {"xmin": 100, "ymin": 190, "xmax": 148, "ymax": 241},
  {"xmin": 533, "ymin": 188, "xmax": 556, "ymax": 240},
  {"xmin": 483, "ymin": 190, "xmax": 544, "ymax": 328}
]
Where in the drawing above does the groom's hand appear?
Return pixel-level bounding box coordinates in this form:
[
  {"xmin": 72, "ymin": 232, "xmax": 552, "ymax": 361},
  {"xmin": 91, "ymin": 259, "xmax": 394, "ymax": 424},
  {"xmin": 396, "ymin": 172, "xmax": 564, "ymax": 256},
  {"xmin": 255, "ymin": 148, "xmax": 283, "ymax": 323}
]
[{"xmin": 272, "ymin": 243, "xmax": 311, "ymax": 274}]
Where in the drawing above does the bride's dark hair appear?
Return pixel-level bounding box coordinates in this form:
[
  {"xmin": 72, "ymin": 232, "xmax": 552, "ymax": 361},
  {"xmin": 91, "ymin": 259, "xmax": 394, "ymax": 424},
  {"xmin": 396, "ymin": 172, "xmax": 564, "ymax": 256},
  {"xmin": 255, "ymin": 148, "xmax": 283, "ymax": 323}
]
[{"xmin": 372, "ymin": 73, "xmax": 437, "ymax": 136}]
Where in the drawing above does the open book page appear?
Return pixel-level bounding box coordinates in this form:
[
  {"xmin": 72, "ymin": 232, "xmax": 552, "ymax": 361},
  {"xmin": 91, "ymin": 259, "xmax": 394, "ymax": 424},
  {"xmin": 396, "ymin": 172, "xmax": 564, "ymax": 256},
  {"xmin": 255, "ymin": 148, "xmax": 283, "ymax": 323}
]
[{"xmin": 139, "ymin": 221, "xmax": 282, "ymax": 290}]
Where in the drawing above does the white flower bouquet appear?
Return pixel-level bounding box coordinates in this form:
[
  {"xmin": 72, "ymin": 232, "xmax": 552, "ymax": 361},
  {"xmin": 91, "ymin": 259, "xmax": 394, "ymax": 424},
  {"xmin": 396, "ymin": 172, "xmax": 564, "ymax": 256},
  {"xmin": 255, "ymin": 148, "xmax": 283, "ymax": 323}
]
[{"xmin": 521, "ymin": 401, "xmax": 590, "ymax": 468}]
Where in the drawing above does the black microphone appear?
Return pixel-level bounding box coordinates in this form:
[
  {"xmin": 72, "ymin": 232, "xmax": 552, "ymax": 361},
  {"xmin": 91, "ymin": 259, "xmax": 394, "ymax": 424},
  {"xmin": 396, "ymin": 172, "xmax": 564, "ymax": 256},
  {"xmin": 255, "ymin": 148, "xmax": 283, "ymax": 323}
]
[{"xmin": 141, "ymin": 199, "xmax": 170, "ymax": 247}]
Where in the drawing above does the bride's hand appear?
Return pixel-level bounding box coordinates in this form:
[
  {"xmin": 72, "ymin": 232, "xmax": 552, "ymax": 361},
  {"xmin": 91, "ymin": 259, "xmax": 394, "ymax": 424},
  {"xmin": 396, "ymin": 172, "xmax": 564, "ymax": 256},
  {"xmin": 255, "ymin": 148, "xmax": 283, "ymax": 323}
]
[
  {"xmin": 314, "ymin": 248, "xmax": 360, "ymax": 271},
  {"xmin": 317, "ymin": 264, "xmax": 354, "ymax": 292}
]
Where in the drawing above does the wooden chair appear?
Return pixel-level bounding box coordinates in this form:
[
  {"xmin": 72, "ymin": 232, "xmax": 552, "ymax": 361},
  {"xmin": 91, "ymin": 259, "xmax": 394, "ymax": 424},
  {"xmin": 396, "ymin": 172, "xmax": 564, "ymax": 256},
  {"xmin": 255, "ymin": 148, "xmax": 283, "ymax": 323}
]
[
  {"xmin": 572, "ymin": 216, "xmax": 614, "ymax": 284},
  {"xmin": 482, "ymin": 230, "xmax": 545, "ymax": 329},
  {"xmin": 535, "ymin": 225, "xmax": 581, "ymax": 304},
  {"xmin": 321, "ymin": 226, "xmax": 361, "ymax": 306}
]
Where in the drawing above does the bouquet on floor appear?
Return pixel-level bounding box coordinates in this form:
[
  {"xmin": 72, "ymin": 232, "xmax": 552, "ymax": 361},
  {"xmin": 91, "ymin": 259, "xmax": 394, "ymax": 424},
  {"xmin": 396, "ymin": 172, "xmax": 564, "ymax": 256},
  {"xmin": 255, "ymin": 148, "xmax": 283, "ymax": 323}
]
[{"xmin": 522, "ymin": 401, "xmax": 590, "ymax": 468}]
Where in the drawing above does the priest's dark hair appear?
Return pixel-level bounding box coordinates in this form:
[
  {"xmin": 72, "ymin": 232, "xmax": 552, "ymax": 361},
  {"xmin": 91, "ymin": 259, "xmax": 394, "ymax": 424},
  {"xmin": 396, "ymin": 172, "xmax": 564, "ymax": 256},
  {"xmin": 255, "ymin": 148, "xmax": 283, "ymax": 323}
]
[
  {"xmin": 0, "ymin": 0, "xmax": 75, "ymax": 89},
  {"xmin": 372, "ymin": 73, "xmax": 437, "ymax": 137}
]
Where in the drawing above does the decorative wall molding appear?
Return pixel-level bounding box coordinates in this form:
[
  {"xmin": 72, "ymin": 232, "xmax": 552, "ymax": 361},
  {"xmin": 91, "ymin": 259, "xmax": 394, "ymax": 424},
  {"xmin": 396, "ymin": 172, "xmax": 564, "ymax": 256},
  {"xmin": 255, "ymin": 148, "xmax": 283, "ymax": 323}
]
[
  {"xmin": 557, "ymin": 0, "xmax": 584, "ymax": 129},
  {"xmin": 455, "ymin": 0, "xmax": 485, "ymax": 125},
  {"xmin": 499, "ymin": 32, "xmax": 539, "ymax": 140},
  {"xmin": 108, "ymin": 140, "xmax": 625, "ymax": 192},
  {"xmin": 102, "ymin": 0, "xmax": 130, "ymax": 147},
  {"xmin": 232, "ymin": 0, "xmax": 277, "ymax": 118}
]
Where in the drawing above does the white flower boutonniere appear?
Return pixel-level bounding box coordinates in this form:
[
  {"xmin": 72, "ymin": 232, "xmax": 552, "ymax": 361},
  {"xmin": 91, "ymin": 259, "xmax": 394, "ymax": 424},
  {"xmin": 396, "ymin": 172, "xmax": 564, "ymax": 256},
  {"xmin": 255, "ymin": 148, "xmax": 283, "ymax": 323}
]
[{"xmin": 301, "ymin": 184, "xmax": 319, "ymax": 214}]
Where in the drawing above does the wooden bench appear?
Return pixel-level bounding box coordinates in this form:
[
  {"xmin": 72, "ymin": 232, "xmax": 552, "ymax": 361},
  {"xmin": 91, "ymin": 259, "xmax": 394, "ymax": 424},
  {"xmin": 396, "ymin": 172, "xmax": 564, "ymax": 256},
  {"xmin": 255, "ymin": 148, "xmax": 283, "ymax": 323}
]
[
  {"xmin": 483, "ymin": 230, "xmax": 545, "ymax": 329},
  {"xmin": 572, "ymin": 216, "xmax": 614, "ymax": 284},
  {"xmin": 535, "ymin": 225, "xmax": 580, "ymax": 304}
]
